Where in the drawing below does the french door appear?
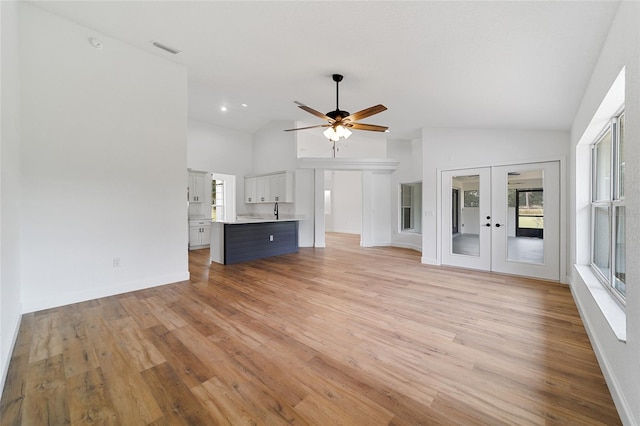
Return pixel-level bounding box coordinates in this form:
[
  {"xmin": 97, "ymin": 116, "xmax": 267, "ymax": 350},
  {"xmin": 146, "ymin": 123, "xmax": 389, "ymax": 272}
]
[{"xmin": 441, "ymin": 161, "xmax": 560, "ymax": 281}]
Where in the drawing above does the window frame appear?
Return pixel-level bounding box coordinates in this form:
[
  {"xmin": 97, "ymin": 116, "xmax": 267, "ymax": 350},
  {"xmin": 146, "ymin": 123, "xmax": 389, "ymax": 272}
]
[
  {"xmin": 590, "ymin": 110, "xmax": 625, "ymax": 305},
  {"xmin": 400, "ymin": 181, "xmax": 422, "ymax": 234}
]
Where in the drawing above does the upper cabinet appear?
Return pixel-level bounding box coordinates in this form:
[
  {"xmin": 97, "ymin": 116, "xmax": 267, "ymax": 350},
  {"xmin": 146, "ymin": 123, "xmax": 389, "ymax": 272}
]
[
  {"xmin": 244, "ymin": 171, "xmax": 293, "ymax": 204},
  {"xmin": 256, "ymin": 175, "xmax": 269, "ymax": 203},
  {"xmin": 245, "ymin": 177, "xmax": 256, "ymax": 203},
  {"xmin": 188, "ymin": 170, "xmax": 208, "ymax": 203},
  {"xmin": 269, "ymin": 173, "xmax": 293, "ymax": 202}
]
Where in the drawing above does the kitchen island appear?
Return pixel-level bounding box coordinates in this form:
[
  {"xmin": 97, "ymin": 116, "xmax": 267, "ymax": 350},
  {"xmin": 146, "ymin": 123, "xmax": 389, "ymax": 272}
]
[{"xmin": 210, "ymin": 217, "xmax": 302, "ymax": 265}]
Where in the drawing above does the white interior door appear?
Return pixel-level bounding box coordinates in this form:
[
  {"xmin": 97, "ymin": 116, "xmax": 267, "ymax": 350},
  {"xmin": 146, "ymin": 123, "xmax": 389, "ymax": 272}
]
[
  {"xmin": 442, "ymin": 168, "xmax": 491, "ymax": 271},
  {"xmin": 441, "ymin": 161, "xmax": 560, "ymax": 281},
  {"xmin": 491, "ymin": 162, "xmax": 560, "ymax": 281}
]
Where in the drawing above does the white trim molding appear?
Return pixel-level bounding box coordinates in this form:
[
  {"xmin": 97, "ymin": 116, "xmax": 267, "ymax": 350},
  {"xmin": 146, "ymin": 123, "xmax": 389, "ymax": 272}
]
[{"xmin": 297, "ymin": 157, "xmax": 399, "ymax": 172}]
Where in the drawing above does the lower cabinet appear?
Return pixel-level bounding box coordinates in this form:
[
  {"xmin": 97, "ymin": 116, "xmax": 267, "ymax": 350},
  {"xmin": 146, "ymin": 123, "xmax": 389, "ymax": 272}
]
[
  {"xmin": 224, "ymin": 221, "xmax": 298, "ymax": 264},
  {"xmin": 189, "ymin": 219, "xmax": 211, "ymax": 250}
]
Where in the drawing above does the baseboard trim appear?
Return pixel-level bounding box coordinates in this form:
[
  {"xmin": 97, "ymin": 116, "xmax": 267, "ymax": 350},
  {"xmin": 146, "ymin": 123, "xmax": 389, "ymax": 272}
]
[
  {"xmin": 421, "ymin": 256, "xmax": 438, "ymax": 265},
  {"xmin": 0, "ymin": 310, "xmax": 23, "ymax": 396},
  {"xmin": 568, "ymin": 276, "xmax": 634, "ymax": 426},
  {"xmin": 22, "ymin": 271, "xmax": 190, "ymax": 313},
  {"xmin": 390, "ymin": 242, "xmax": 422, "ymax": 252}
]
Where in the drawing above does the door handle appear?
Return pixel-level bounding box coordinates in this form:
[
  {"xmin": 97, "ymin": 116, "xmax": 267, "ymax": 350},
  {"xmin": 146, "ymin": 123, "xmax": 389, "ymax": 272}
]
[{"xmin": 495, "ymin": 223, "xmax": 502, "ymax": 228}]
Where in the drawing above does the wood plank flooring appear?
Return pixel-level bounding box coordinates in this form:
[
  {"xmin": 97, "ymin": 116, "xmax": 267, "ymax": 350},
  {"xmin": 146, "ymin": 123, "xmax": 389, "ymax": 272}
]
[{"xmin": 1, "ymin": 233, "xmax": 620, "ymax": 425}]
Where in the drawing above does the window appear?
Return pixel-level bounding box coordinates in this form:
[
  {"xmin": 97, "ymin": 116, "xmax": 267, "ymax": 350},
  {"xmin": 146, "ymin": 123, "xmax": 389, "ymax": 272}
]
[
  {"xmin": 464, "ymin": 190, "xmax": 479, "ymax": 207},
  {"xmin": 324, "ymin": 190, "xmax": 331, "ymax": 214},
  {"xmin": 211, "ymin": 179, "xmax": 224, "ymax": 221},
  {"xmin": 400, "ymin": 182, "xmax": 422, "ymax": 233},
  {"xmin": 516, "ymin": 189, "xmax": 544, "ymax": 238},
  {"xmin": 591, "ymin": 111, "xmax": 625, "ymax": 302}
]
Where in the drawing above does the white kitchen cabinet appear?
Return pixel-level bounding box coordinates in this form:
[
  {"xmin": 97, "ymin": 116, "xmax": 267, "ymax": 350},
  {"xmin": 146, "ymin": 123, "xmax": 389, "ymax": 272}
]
[
  {"xmin": 244, "ymin": 171, "xmax": 293, "ymax": 204},
  {"xmin": 269, "ymin": 172, "xmax": 293, "ymax": 202},
  {"xmin": 256, "ymin": 176, "xmax": 269, "ymax": 203},
  {"xmin": 245, "ymin": 177, "xmax": 256, "ymax": 203},
  {"xmin": 188, "ymin": 170, "xmax": 207, "ymax": 203},
  {"xmin": 189, "ymin": 219, "xmax": 211, "ymax": 249}
]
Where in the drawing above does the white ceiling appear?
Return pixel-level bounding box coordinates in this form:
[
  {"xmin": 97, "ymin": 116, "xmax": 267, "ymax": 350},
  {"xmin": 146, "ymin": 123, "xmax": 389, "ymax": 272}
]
[{"xmin": 32, "ymin": 1, "xmax": 620, "ymax": 139}]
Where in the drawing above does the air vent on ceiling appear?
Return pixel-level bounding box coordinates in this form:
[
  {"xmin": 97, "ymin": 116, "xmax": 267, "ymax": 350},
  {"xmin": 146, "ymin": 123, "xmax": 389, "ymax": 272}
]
[{"xmin": 151, "ymin": 41, "xmax": 181, "ymax": 55}]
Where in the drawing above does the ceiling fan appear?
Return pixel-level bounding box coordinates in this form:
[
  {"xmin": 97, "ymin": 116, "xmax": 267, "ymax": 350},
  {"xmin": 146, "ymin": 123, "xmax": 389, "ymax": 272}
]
[{"xmin": 284, "ymin": 74, "xmax": 388, "ymax": 141}]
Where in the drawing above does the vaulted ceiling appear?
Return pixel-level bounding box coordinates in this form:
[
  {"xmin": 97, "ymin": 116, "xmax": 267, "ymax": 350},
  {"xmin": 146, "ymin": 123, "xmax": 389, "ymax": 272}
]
[{"xmin": 32, "ymin": 1, "xmax": 620, "ymax": 139}]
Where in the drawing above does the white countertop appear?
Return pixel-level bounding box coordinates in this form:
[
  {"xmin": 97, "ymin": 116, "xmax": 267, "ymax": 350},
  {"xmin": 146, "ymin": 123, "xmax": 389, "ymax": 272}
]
[{"xmin": 212, "ymin": 215, "xmax": 305, "ymax": 225}]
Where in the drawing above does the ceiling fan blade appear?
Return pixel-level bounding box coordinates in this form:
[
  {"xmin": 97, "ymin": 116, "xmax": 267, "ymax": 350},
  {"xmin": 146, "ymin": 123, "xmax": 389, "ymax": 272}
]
[
  {"xmin": 348, "ymin": 122, "xmax": 389, "ymax": 132},
  {"xmin": 298, "ymin": 105, "xmax": 331, "ymax": 120},
  {"xmin": 284, "ymin": 124, "xmax": 331, "ymax": 132},
  {"xmin": 343, "ymin": 104, "xmax": 387, "ymax": 122}
]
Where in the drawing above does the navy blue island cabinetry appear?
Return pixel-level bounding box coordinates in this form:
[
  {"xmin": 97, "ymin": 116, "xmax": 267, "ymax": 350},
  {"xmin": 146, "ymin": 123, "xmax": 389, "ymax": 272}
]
[{"xmin": 210, "ymin": 218, "xmax": 300, "ymax": 265}]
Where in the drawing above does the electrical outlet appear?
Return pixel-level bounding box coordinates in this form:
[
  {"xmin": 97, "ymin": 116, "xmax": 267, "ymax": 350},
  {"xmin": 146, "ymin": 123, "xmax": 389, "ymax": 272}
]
[{"xmin": 113, "ymin": 257, "xmax": 121, "ymax": 267}]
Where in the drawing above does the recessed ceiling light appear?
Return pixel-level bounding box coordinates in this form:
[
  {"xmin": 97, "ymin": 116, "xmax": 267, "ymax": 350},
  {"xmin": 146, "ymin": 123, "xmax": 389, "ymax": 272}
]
[
  {"xmin": 384, "ymin": 129, "xmax": 390, "ymax": 133},
  {"xmin": 241, "ymin": 104, "xmax": 248, "ymax": 108},
  {"xmin": 220, "ymin": 106, "xmax": 227, "ymax": 112}
]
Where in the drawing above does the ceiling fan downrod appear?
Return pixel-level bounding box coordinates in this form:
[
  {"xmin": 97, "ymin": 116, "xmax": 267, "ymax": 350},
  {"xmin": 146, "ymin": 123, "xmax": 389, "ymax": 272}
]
[
  {"xmin": 333, "ymin": 74, "xmax": 343, "ymax": 111},
  {"xmin": 328, "ymin": 74, "xmax": 349, "ymax": 121}
]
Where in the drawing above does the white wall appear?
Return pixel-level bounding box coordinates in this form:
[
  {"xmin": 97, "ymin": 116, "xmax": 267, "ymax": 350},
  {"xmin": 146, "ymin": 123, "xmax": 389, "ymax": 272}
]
[
  {"xmin": 187, "ymin": 120, "xmax": 253, "ymax": 215},
  {"xmin": 325, "ymin": 171, "xmax": 362, "ymax": 235},
  {"xmin": 250, "ymin": 120, "xmax": 298, "ymax": 217},
  {"xmin": 461, "ymin": 208, "xmax": 480, "ymax": 235},
  {"xmin": 253, "ymin": 120, "xmax": 297, "ymax": 174},
  {"xmin": 569, "ymin": 2, "xmax": 640, "ymax": 424},
  {"xmin": 0, "ymin": 0, "xmax": 23, "ymax": 392},
  {"xmin": 19, "ymin": 4, "xmax": 189, "ymax": 312},
  {"xmin": 388, "ymin": 139, "xmax": 422, "ymax": 251},
  {"xmin": 421, "ymin": 127, "xmax": 569, "ymax": 265}
]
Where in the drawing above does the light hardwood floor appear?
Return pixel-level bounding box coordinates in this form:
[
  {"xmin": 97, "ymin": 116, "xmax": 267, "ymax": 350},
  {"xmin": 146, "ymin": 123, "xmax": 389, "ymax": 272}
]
[{"xmin": 1, "ymin": 233, "xmax": 620, "ymax": 425}]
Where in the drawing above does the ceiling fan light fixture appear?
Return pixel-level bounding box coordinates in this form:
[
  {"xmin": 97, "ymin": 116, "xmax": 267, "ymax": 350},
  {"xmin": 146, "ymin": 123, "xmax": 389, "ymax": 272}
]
[
  {"xmin": 323, "ymin": 127, "xmax": 336, "ymax": 140},
  {"xmin": 335, "ymin": 125, "xmax": 352, "ymax": 139},
  {"xmin": 323, "ymin": 125, "xmax": 352, "ymax": 142}
]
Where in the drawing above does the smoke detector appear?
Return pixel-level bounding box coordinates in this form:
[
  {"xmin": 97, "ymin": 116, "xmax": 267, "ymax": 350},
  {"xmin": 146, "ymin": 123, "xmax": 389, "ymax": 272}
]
[{"xmin": 88, "ymin": 37, "xmax": 103, "ymax": 49}]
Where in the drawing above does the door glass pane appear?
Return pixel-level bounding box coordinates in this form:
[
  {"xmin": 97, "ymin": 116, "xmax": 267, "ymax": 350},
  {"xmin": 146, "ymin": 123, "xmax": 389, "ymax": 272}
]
[
  {"xmin": 614, "ymin": 206, "xmax": 625, "ymax": 296},
  {"xmin": 507, "ymin": 170, "xmax": 544, "ymax": 264},
  {"xmin": 452, "ymin": 175, "xmax": 480, "ymax": 256},
  {"xmin": 593, "ymin": 206, "xmax": 611, "ymax": 278}
]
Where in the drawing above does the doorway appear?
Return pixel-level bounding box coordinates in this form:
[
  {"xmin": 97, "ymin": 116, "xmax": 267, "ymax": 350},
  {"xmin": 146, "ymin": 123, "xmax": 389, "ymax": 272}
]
[
  {"xmin": 210, "ymin": 172, "xmax": 236, "ymax": 222},
  {"xmin": 324, "ymin": 170, "xmax": 363, "ymax": 244},
  {"xmin": 441, "ymin": 161, "xmax": 560, "ymax": 281}
]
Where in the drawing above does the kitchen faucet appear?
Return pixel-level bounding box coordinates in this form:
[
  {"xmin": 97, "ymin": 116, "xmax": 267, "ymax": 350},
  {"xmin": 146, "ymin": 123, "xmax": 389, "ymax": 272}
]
[{"xmin": 274, "ymin": 202, "xmax": 279, "ymax": 220}]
